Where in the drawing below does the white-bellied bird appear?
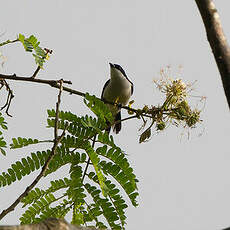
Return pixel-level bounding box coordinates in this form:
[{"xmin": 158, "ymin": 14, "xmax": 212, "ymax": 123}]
[{"xmin": 101, "ymin": 63, "xmax": 133, "ymax": 134}]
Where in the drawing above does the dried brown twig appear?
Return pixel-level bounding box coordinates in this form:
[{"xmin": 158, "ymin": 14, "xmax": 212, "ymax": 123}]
[{"xmin": 0, "ymin": 79, "xmax": 14, "ymax": 117}]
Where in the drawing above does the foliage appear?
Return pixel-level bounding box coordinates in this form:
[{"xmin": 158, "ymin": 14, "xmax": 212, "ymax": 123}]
[
  {"xmin": 0, "ymin": 94, "xmax": 138, "ymax": 229},
  {"xmin": 0, "ymin": 112, "xmax": 7, "ymax": 156},
  {"xmin": 0, "ymin": 34, "xmax": 48, "ymax": 68},
  {"xmin": 10, "ymin": 137, "xmax": 39, "ymax": 149},
  {"xmin": 18, "ymin": 34, "xmax": 47, "ymax": 68},
  {"xmin": 0, "ymin": 34, "xmax": 204, "ymax": 229}
]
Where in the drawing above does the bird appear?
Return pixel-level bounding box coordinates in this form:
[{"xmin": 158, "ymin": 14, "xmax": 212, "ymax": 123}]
[{"xmin": 101, "ymin": 63, "xmax": 133, "ymax": 134}]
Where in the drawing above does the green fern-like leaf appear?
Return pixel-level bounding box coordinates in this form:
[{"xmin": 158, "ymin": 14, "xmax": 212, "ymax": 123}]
[
  {"xmin": 97, "ymin": 131, "xmax": 116, "ymax": 148},
  {"xmin": 105, "ymin": 179, "xmax": 128, "ymax": 227},
  {"xmin": 21, "ymin": 178, "xmax": 71, "ymax": 207},
  {"xmin": 84, "ymin": 93, "xmax": 113, "ymax": 123},
  {"xmin": 47, "ymin": 109, "xmax": 78, "ymax": 121},
  {"xmin": 18, "ymin": 34, "xmax": 47, "ymax": 67},
  {"xmin": 60, "ymin": 135, "xmax": 88, "ymax": 149},
  {"xmin": 10, "ymin": 137, "xmax": 39, "ymax": 149},
  {"xmin": 1, "ymin": 106, "xmax": 139, "ymax": 228},
  {"xmin": 99, "ymin": 160, "xmax": 138, "ymax": 207},
  {"xmin": 81, "ymin": 203, "xmax": 104, "ymax": 226},
  {"xmin": 85, "ymin": 144, "xmax": 109, "ymax": 197},
  {"xmin": 96, "ymin": 145, "xmax": 138, "ymax": 206},
  {"xmin": 0, "ymin": 112, "xmax": 7, "ymax": 155},
  {"xmin": 87, "ymin": 173, "xmax": 128, "ymax": 228},
  {"xmin": 72, "ymin": 204, "xmax": 85, "ymax": 225},
  {"xmin": 0, "ymin": 113, "xmax": 7, "ymax": 130},
  {"xmin": 67, "ymin": 164, "xmax": 86, "ymax": 205},
  {"xmin": 0, "ymin": 150, "xmax": 51, "ymax": 187},
  {"xmin": 47, "ymin": 109, "xmax": 106, "ymax": 139},
  {"xmin": 45, "ymin": 146, "xmax": 73, "ymax": 175},
  {"xmin": 20, "ymin": 193, "xmax": 57, "ymax": 224},
  {"xmin": 0, "ymin": 137, "xmax": 7, "ymax": 156},
  {"xmin": 85, "ymin": 183, "xmax": 121, "ymax": 229},
  {"xmin": 38, "ymin": 199, "xmax": 72, "ymax": 222}
]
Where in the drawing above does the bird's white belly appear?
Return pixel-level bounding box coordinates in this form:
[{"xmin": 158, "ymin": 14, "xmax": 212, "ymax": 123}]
[
  {"xmin": 103, "ymin": 84, "xmax": 131, "ymax": 104},
  {"xmin": 103, "ymin": 80, "xmax": 131, "ymax": 115}
]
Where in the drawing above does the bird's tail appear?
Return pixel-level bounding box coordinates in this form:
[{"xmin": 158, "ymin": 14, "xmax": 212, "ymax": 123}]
[
  {"xmin": 105, "ymin": 121, "xmax": 111, "ymax": 134},
  {"xmin": 113, "ymin": 111, "xmax": 121, "ymax": 134},
  {"xmin": 105, "ymin": 112, "xmax": 121, "ymax": 134}
]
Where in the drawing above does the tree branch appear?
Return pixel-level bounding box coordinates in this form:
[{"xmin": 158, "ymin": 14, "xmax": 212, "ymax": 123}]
[
  {"xmin": 0, "ymin": 73, "xmax": 162, "ymax": 120},
  {"xmin": 0, "ymin": 73, "xmax": 141, "ymax": 112},
  {"xmin": 0, "ymin": 73, "xmax": 85, "ymax": 97},
  {"xmin": 0, "ymin": 218, "xmax": 97, "ymax": 230},
  {"xmin": 0, "ymin": 39, "xmax": 18, "ymax": 47},
  {"xmin": 195, "ymin": 0, "xmax": 230, "ymax": 108},
  {"xmin": 0, "ymin": 79, "xmax": 66, "ymax": 221}
]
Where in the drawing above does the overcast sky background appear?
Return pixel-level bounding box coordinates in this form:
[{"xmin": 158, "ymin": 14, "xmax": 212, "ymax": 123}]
[{"xmin": 1, "ymin": 1, "xmax": 230, "ymax": 229}]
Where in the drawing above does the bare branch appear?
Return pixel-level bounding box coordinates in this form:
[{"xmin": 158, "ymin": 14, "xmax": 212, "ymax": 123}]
[
  {"xmin": 0, "ymin": 73, "xmax": 85, "ymax": 97},
  {"xmin": 0, "ymin": 74, "xmax": 72, "ymax": 86},
  {"xmin": 0, "ymin": 73, "xmax": 138, "ymax": 113},
  {"xmin": 0, "ymin": 79, "xmax": 14, "ymax": 116},
  {"xmin": 195, "ymin": 0, "xmax": 230, "ymax": 108}
]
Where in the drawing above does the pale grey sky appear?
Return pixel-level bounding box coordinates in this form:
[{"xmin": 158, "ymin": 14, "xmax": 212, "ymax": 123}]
[{"xmin": 1, "ymin": 1, "xmax": 230, "ymax": 229}]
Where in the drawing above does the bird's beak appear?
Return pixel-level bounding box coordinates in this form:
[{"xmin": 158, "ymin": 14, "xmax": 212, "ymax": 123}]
[{"xmin": 109, "ymin": 63, "xmax": 115, "ymax": 68}]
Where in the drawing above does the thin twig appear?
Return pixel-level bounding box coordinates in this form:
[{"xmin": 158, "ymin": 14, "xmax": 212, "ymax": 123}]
[
  {"xmin": 31, "ymin": 48, "xmax": 53, "ymax": 79},
  {"xmin": 0, "ymin": 78, "xmax": 66, "ymax": 221},
  {"xmin": 31, "ymin": 66, "xmax": 41, "ymax": 79},
  {"xmin": 82, "ymin": 135, "xmax": 97, "ymax": 183},
  {"xmin": 5, "ymin": 92, "xmax": 14, "ymax": 117},
  {"xmin": 1, "ymin": 89, "xmax": 11, "ymax": 110},
  {"xmin": 54, "ymin": 79, "xmax": 63, "ymax": 140},
  {"xmin": 0, "ymin": 39, "xmax": 18, "ymax": 47},
  {"xmin": 0, "ymin": 79, "xmax": 14, "ymax": 116},
  {"xmin": 119, "ymin": 115, "xmax": 138, "ymax": 123}
]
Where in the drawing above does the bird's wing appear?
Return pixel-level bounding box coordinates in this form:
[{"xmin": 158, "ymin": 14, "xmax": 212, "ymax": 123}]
[
  {"xmin": 101, "ymin": 79, "xmax": 111, "ymax": 100},
  {"xmin": 123, "ymin": 75, "xmax": 133, "ymax": 96},
  {"xmin": 131, "ymin": 82, "xmax": 134, "ymax": 95}
]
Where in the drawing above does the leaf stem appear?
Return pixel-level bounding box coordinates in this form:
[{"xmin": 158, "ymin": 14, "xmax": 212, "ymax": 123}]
[{"xmin": 82, "ymin": 134, "xmax": 97, "ymax": 183}]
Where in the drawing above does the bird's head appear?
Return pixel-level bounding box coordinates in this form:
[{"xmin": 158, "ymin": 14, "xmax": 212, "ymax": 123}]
[{"xmin": 109, "ymin": 63, "xmax": 127, "ymax": 80}]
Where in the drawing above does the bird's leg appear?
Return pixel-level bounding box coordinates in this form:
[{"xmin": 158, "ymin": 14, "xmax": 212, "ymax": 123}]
[{"xmin": 114, "ymin": 97, "xmax": 122, "ymax": 108}]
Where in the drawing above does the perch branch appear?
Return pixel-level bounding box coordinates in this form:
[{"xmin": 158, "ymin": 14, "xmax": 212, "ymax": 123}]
[{"xmin": 0, "ymin": 73, "xmax": 85, "ymax": 97}]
